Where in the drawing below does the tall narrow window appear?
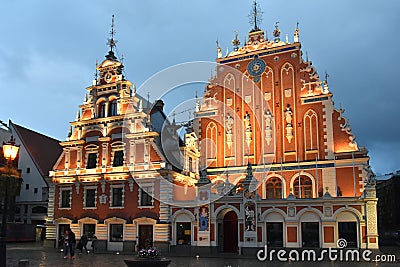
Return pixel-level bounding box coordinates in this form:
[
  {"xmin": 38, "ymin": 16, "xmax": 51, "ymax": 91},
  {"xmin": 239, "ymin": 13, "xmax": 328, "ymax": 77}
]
[
  {"xmin": 111, "ymin": 187, "xmax": 123, "ymax": 207},
  {"xmin": 109, "ymin": 100, "xmax": 118, "ymax": 116},
  {"xmin": 113, "ymin": 150, "xmax": 124, "ymax": 167},
  {"xmin": 85, "ymin": 188, "xmax": 96, "ymax": 207},
  {"xmin": 140, "ymin": 187, "xmax": 153, "ymax": 207},
  {"xmin": 60, "ymin": 189, "xmax": 71, "ymax": 208},
  {"xmin": 188, "ymin": 157, "xmax": 193, "ymax": 172},
  {"xmin": 98, "ymin": 102, "xmax": 106, "ymax": 118},
  {"xmin": 293, "ymin": 176, "xmax": 313, "ymax": 198},
  {"xmin": 304, "ymin": 110, "xmax": 319, "ymax": 151},
  {"xmin": 86, "ymin": 153, "xmax": 97, "ymax": 169},
  {"xmin": 266, "ymin": 177, "xmax": 282, "ymax": 199},
  {"xmin": 206, "ymin": 122, "xmax": 217, "ymax": 160}
]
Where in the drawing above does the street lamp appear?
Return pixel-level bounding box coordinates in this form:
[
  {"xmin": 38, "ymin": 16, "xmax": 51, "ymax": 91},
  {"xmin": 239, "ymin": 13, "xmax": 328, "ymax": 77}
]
[{"xmin": 0, "ymin": 136, "xmax": 21, "ymax": 267}]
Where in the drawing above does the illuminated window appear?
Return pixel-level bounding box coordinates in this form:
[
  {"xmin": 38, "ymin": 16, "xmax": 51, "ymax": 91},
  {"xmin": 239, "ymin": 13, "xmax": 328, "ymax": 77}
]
[
  {"xmin": 266, "ymin": 178, "xmax": 282, "ymax": 199},
  {"xmin": 293, "ymin": 176, "xmax": 313, "ymax": 198}
]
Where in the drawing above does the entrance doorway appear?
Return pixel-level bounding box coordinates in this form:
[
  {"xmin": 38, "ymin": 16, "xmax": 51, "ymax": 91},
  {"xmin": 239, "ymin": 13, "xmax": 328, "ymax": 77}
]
[
  {"xmin": 138, "ymin": 225, "xmax": 153, "ymax": 249},
  {"xmin": 222, "ymin": 210, "xmax": 238, "ymax": 252},
  {"xmin": 301, "ymin": 222, "xmax": 319, "ymax": 247},
  {"xmin": 57, "ymin": 224, "xmax": 70, "ymax": 248},
  {"xmin": 266, "ymin": 222, "xmax": 283, "ymax": 247},
  {"xmin": 338, "ymin": 222, "xmax": 357, "ymax": 248}
]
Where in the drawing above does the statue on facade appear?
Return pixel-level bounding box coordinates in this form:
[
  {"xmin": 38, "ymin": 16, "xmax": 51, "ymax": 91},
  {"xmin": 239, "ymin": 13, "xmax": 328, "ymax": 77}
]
[
  {"xmin": 285, "ymin": 106, "xmax": 293, "ymax": 126},
  {"xmin": 226, "ymin": 113, "xmax": 234, "ymax": 134}
]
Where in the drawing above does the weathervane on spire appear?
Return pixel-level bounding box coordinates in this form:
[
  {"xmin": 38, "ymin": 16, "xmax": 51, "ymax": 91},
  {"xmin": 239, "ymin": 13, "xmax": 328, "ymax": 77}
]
[
  {"xmin": 249, "ymin": 0, "xmax": 263, "ymax": 31},
  {"xmin": 107, "ymin": 15, "xmax": 118, "ymax": 52}
]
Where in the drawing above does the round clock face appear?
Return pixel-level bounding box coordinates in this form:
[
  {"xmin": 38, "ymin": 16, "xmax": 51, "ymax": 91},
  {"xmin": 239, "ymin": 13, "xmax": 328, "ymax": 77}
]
[
  {"xmin": 105, "ymin": 72, "xmax": 113, "ymax": 82},
  {"xmin": 247, "ymin": 58, "xmax": 266, "ymax": 77}
]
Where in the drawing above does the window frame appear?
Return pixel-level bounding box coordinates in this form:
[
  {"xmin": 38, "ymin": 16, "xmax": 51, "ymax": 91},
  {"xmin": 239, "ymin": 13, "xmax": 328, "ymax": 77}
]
[
  {"xmin": 59, "ymin": 186, "xmax": 72, "ymax": 209},
  {"xmin": 109, "ymin": 184, "xmax": 125, "ymax": 208},
  {"xmin": 139, "ymin": 184, "xmax": 154, "ymax": 208},
  {"xmin": 266, "ymin": 177, "xmax": 283, "ymax": 199},
  {"xmin": 112, "ymin": 150, "xmax": 124, "ymax": 167},
  {"xmin": 109, "ymin": 223, "xmax": 124, "ymax": 242},
  {"xmin": 84, "ymin": 186, "xmax": 97, "ymax": 208},
  {"xmin": 86, "ymin": 152, "xmax": 97, "ymax": 169}
]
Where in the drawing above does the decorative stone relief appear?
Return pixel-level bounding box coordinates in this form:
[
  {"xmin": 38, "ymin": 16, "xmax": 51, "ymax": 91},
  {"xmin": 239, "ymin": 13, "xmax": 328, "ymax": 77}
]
[
  {"xmin": 75, "ymin": 180, "xmax": 80, "ymax": 194},
  {"xmin": 284, "ymin": 88, "xmax": 292, "ymax": 98},
  {"xmin": 264, "ymin": 92, "xmax": 271, "ymax": 101},
  {"xmin": 100, "ymin": 178, "xmax": 106, "ymax": 193},
  {"xmin": 99, "ymin": 194, "xmax": 107, "ymax": 204},
  {"xmin": 324, "ymin": 206, "xmax": 332, "ymax": 217},
  {"xmin": 128, "ymin": 177, "xmax": 134, "ymax": 192},
  {"xmin": 288, "ymin": 206, "xmax": 296, "ymax": 217}
]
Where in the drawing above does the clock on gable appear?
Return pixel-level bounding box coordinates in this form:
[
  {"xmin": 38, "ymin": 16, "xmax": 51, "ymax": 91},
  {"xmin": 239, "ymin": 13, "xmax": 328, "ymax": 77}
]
[{"xmin": 247, "ymin": 58, "xmax": 266, "ymax": 77}]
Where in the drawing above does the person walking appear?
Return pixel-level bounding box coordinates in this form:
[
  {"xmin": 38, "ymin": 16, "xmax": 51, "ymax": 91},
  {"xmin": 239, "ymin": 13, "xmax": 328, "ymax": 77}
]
[
  {"xmin": 80, "ymin": 233, "xmax": 88, "ymax": 254},
  {"xmin": 91, "ymin": 235, "xmax": 98, "ymax": 253},
  {"xmin": 62, "ymin": 230, "xmax": 69, "ymax": 259},
  {"xmin": 68, "ymin": 229, "xmax": 77, "ymax": 259}
]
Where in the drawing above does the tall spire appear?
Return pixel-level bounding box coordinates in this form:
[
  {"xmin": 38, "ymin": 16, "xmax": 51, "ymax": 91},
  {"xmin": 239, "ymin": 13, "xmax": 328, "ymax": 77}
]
[
  {"xmin": 106, "ymin": 15, "xmax": 118, "ymax": 61},
  {"xmin": 249, "ymin": 0, "xmax": 263, "ymax": 32}
]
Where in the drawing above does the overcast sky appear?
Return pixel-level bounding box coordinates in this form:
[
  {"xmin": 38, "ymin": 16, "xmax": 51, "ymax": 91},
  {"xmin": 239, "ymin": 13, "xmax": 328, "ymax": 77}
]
[{"xmin": 0, "ymin": 0, "xmax": 399, "ymax": 175}]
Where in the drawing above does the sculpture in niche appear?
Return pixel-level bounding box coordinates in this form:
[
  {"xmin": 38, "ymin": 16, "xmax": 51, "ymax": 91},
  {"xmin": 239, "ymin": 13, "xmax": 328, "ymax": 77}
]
[
  {"xmin": 244, "ymin": 202, "xmax": 256, "ymax": 231},
  {"xmin": 264, "ymin": 110, "xmax": 273, "ymax": 145},
  {"xmin": 244, "ymin": 111, "xmax": 252, "ymax": 146},
  {"xmin": 226, "ymin": 114, "xmax": 234, "ymax": 134},
  {"xmin": 226, "ymin": 113, "xmax": 234, "ymax": 149},
  {"xmin": 285, "ymin": 106, "xmax": 293, "ymax": 126},
  {"xmin": 285, "ymin": 105, "xmax": 293, "ymax": 143}
]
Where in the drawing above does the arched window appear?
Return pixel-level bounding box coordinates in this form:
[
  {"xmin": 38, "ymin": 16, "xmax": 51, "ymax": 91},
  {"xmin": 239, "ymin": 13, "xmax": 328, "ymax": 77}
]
[
  {"xmin": 293, "ymin": 176, "xmax": 313, "ymax": 198},
  {"xmin": 266, "ymin": 177, "xmax": 282, "ymax": 199},
  {"xmin": 205, "ymin": 122, "xmax": 217, "ymax": 160},
  {"xmin": 304, "ymin": 110, "xmax": 318, "ymax": 151},
  {"xmin": 109, "ymin": 99, "xmax": 118, "ymax": 116},
  {"xmin": 98, "ymin": 102, "xmax": 106, "ymax": 118}
]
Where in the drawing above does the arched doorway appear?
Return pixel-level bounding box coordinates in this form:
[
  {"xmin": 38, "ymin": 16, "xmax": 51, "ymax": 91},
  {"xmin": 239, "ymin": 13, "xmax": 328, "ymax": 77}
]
[{"xmin": 217, "ymin": 210, "xmax": 238, "ymax": 252}]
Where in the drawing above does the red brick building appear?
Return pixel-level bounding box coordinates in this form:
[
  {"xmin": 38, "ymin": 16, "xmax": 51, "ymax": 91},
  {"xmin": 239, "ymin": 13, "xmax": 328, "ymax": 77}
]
[{"xmin": 171, "ymin": 6, "xmax": 378, "ymax": 253}]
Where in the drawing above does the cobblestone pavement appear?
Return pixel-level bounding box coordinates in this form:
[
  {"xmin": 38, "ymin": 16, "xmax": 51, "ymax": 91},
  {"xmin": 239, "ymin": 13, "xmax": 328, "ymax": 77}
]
[{"xmin": 5, "ymin": 243, "xmax": 399, "ymax": 267}]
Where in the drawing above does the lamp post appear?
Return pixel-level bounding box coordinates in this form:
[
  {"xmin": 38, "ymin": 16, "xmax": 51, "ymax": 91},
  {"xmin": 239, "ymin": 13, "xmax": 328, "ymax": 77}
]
[{"xmin": 0, "ymin": 136, "xmax": 20, "ymax": 267}]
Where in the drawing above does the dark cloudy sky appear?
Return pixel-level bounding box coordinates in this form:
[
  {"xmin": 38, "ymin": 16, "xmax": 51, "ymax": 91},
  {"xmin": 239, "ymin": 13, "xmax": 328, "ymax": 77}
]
[{"xmin": 0, "ymin": 0, "xmax": 399, "ymax": 175}]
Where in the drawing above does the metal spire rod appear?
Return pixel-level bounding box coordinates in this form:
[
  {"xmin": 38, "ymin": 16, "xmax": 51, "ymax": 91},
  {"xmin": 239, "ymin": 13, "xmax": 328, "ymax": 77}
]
[{"xmin": 107, "ymin": 14, "xmax": 117, "ymax": 52}]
